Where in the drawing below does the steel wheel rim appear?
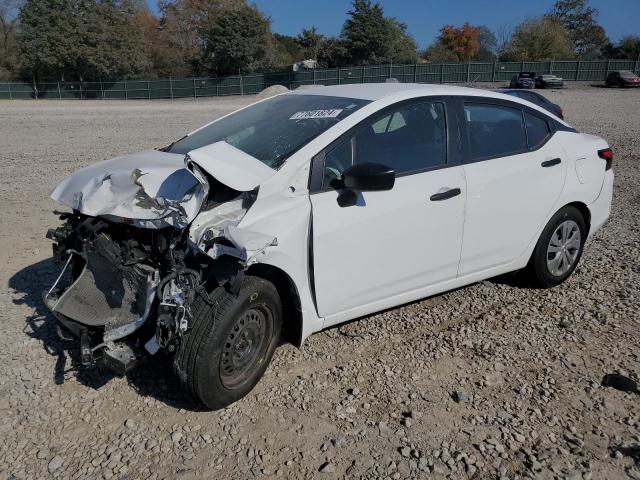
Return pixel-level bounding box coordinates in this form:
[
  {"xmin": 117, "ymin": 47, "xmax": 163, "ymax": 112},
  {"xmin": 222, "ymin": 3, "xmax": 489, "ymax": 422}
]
[
  {"xmin": 220, "ymin": 307, "xmax": 270, "ymax": 390},
  {"xmin": 546, "ymin": 220, "xmax": 581, "ymax": 277}
]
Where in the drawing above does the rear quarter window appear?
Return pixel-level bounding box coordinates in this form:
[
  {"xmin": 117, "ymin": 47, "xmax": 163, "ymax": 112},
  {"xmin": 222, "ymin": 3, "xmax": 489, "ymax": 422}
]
[{"xmin": 524, "ymin": 112, "xmax": 551, "ymax": 150}]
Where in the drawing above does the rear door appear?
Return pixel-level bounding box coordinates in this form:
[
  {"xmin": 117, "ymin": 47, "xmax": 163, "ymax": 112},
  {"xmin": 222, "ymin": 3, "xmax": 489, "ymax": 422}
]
[
  {"xmin": 458, "ymin": 100, "xmax": 567, "ymax": 275},
  {"xmin": 309, "ymin": 99, "xmax": 466, "ymax": 319}
]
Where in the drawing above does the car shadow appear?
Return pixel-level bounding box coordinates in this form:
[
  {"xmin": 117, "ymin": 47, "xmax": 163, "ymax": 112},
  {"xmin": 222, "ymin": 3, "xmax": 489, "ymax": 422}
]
[
  {"xmin": 488, "ymin": 271, "xmax": 536, "ymax": 289},
  {"xmin": 9, "ymin": 258, "xmax": 206, "ymax": 411}
]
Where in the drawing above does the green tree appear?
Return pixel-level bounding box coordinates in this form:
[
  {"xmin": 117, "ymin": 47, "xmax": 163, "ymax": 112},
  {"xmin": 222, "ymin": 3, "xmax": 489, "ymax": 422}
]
[
  {"xmin": 75, "ymin": 0, "xmax": 146, "ymax": 81},
  {"xmin": 551, "ymin": 0, "xmax": 610, "ymax": 58},
  {"xmin": 501, "ymin": 16, "xmax": 574, "ymax": 61},
  {"xmin": 297, "ymin": 27, "xmax": 324, "ymax": 60},
  {"xmin": 201, "ymin": 4, "xmax": 273, "ymax": 75},
  {"xmin": 421, "ymin": 42, "xmax": 458, "ymax": 63},
  {"xmin": 134, "ymin": 6, "xmax": 184, "ymax": 78},
  {"xmin": 317, "ymin": 37, "xmax": 349, "ymax": 68},
  {"xmin": 475, "ymin": 26, "xmax": 498, "ymax": 61},
  {"xmin": 273, "ymin": 33, "xmax": 303, "ymax": 64},
  {"xmin": 0, "ymin": 0, "xmax": 21, "ymax": 79},
  {"xmin": 341, "ymin": 0, "xmax": 416, "ymax": 65},
  {"xmin": 616, "ymin": 36, "xmax": 640, "ymax": 60},
  {"xmin": 18, "ymin": 0, "xmax": 145, "ymax": 81},
  {"xmin": 159, "ymin": 0, "xmax": 244, "ymax": 76},
  {"xmin": 17, "ymin": 0, "xmax": 74, "ymax": 81}
]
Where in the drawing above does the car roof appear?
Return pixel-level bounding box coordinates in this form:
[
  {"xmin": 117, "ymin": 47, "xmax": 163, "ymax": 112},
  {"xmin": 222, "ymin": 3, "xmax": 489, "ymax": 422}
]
[
  {"xmin": 290, "ymin": 82, "xmax": 526, "ymax": 102},
  {"xmin": 287, "ymin": 83, "xmax": 570, "ymax": 125}
]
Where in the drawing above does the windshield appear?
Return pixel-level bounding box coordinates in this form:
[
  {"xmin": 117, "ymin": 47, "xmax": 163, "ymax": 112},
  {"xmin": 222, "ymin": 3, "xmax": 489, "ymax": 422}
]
[
  {"xmin": 169, "ymin": 94, "xmax": 370, "ymax": 169},
  {"xmin": 620, "ymin": 71, "xmax": 637, "ymax": 79}
]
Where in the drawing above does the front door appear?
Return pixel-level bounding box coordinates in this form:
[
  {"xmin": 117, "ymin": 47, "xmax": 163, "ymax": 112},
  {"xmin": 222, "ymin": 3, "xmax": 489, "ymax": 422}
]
[{"xmin": 310, "ymin": 99, "xmax": 467, "ymax": 319}]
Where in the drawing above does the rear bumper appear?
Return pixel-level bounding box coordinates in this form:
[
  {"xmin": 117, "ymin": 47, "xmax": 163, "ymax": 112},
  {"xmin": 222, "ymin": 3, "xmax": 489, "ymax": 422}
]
[{"xmin": 588, "ymin": 170, "xmax": 614, "ymax": 239}]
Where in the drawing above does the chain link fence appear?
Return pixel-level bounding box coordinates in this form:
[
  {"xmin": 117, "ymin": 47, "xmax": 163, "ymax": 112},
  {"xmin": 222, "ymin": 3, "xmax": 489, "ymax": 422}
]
[{"xmin": 1, "ymin": 59, "xmax": 639, "ymax": 100}]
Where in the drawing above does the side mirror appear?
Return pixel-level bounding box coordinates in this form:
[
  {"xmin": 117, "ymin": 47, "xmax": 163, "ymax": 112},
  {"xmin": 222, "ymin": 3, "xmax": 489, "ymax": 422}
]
[
  {"xmin": 338, "ymin": 162, "xmax": 395, "ymax": 207},
  {"xmin": 342, "ymin": 162, "xmax": 395, "ymax": 192}
]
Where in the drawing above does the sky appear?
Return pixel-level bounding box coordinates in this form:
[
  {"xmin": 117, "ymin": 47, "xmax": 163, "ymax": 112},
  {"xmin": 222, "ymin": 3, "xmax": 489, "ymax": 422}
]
[{"xmin": 147, "ymin": 0, "xmax": 639, "ymax": 48}]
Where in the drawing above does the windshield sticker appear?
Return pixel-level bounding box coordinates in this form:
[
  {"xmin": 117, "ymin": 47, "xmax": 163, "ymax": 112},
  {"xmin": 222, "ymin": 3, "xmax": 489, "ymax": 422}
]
[{"xmin": 290, "ymin": 109, "xmax": 343, "ymax": 120}]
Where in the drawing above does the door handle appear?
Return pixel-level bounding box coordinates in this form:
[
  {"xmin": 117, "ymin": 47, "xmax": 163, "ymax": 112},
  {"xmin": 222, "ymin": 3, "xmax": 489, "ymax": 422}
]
[
  {"xmin": 430, "ymin": 188, "xmax": 461, "ymax": 201},
  {"xmin": 541, "ymin": 158, "xmax": 562, "ymax": 167}
]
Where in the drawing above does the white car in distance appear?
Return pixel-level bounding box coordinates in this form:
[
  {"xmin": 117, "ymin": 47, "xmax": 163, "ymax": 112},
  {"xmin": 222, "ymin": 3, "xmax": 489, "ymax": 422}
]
[{"xmin": 45, "ymin": 83, "xmax": 614, "ymax": 409}]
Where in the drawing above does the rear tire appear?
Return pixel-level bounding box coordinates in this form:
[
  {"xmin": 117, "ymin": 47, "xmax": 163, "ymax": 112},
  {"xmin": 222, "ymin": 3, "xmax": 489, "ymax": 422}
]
[
  {"xmin": 526, "ymin": 206, "xmax": 586, "ymax": 288},
  {"xmin": 175, "ymin": 276, "xmax": 282, "ymax": 410}
]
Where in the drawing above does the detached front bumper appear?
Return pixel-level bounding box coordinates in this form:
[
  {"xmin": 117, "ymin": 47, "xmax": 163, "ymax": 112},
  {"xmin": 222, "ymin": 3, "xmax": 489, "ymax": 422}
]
[{"xmin": 43, "ymin": 250, "xmax": 159, "ymax": 373}]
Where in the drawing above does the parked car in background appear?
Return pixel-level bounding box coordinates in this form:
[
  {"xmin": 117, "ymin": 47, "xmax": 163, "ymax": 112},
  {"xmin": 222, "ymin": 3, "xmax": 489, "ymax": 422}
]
[
  {"xmin": 510, "ymin": 72, "xmax": 536, "ymax": 89},
  {"xmin": 497, "ymin": 89, "xmax": 564, "ymax": 119},
  {"xmin": 535, "ymin": 74, "xmax": 564, "ymax": 89},
  {"xmin": 44, "ymin": 83, "xmax": 614, "ymax": 409},
  {"xmin": 606, "ymin": 70, "xmax": 640, "ymax": 88}
]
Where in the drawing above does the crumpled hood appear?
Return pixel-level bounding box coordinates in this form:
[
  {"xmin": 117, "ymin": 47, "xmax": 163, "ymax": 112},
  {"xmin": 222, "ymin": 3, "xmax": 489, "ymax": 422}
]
[
  {"xmin": 51, "ymin": 143, "xmax": 277, "ymax": 229},
  {"xmin": 50, "ymin": 150, "xmax": 206, "ymax": 229},
  {"xmin": 186, "ymin": 141, "xmax": 275, "ymax": 192}
]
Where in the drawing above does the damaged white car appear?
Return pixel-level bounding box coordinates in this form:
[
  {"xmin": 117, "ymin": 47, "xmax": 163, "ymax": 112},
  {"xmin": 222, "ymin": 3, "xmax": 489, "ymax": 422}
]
[{"xmin": 45, "ymin": 84, "xmax": 614, "ymax": 409}]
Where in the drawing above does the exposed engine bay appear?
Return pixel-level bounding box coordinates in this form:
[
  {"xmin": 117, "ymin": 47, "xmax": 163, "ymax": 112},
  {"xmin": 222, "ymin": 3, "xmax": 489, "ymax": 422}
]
[{"xmin": 44, "ymin": 144, "xmax": 278, "ymax": 375}]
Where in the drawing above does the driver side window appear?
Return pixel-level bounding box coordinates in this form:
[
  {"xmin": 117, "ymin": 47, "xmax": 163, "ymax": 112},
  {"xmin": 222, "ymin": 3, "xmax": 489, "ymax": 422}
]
[{"xmin": 321, "ymin": 101, "xmax": 448, "ymax": 190}]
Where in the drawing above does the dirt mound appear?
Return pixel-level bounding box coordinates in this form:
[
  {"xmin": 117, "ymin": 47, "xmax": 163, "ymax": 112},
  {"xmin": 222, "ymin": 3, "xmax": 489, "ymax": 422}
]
[
  {"xmin": 256, "ymin": 84, "xmax": 288, "ymax": 98},
  {"xmin": 296, "ymin": 84, "xmax": 324, "ymax": 90}
]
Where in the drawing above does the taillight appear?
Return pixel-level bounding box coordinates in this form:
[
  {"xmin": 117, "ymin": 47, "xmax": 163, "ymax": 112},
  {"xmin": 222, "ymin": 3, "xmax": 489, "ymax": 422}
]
[{"xmin": 598, "ymin": 148, "xmax": 613, "ymax": 171}]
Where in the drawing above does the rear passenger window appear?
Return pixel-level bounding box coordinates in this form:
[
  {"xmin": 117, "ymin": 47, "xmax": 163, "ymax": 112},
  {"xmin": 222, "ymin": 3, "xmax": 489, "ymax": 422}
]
[
  {"xmin": 464, "ymin": 103, "xmax": 527, "ymax": 161},
  {"xmin": 524, "ymin": 112, "xmax": 550, "ymax": 150}
]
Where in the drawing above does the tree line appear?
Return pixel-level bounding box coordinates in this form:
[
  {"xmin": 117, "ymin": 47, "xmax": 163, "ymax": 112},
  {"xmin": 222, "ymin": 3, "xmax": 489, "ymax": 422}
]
[{"xmin": 0, "ymin": 0, "xmax": 638, "ymax": 82}]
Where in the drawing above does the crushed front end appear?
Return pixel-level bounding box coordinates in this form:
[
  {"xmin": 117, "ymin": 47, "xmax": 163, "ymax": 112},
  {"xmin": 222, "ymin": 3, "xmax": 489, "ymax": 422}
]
[
  {"xmin": 44, "ymin": 212, "xmax": 202, "ymax": 374},
  {"xmin": 43, "ymin": 146, "xmax": 277, "ymax": 376}
]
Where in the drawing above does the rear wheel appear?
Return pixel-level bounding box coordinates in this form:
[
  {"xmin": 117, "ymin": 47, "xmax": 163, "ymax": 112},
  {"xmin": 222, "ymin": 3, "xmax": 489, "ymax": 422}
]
[
  {"xmin": 175, "ymin": 276, "xmax": 282, "ymax": 409},
  {"xmin": 526, "ymin": 206, "xmax": 586, "ymax": 288}
]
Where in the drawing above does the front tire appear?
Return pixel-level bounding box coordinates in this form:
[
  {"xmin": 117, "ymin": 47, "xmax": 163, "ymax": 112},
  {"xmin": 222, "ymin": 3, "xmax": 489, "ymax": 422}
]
[
  {"xmin": 526, "ymin": 206, "xmax": 586, "ymax": 288},
  {"xmin": 175, "ymin": 276, "xmax": 282, "ymax": 409}
]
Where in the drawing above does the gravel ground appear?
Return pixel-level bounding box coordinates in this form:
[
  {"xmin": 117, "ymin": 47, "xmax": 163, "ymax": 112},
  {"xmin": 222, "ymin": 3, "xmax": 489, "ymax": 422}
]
[{"xmin": 1, "ymin": 85, "xmax": 639, "ymax": 480}]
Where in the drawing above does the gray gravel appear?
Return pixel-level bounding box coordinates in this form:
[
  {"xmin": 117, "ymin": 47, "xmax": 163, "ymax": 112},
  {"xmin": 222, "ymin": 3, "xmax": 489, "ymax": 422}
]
[{"xmin": 1, "ymin": 85, "xmax": 639, "ymax": 479}]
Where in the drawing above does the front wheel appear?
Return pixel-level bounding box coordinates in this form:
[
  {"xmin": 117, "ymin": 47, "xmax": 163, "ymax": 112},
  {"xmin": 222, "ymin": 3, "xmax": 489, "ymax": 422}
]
[
  {"xmin": 175, "ymin": 276, "xmax": 282, "ymax": 409},
  {"xmin": 526, "ymin": 206, "xmax": 586, "ymax": 288}
]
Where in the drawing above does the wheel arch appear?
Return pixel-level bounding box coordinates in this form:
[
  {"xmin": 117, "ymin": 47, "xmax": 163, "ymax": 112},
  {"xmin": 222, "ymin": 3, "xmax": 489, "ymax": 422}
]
[
  {"xmin": 565, "ymin": 201, "xmax": 591, "ymax": 236},
  {"xmin": 522, "ymin": 200, "xmax": 592, "ymax": 269},
  {"xmin": 245, "ymin": 263, "xmax": 304, "ymax": 348}
]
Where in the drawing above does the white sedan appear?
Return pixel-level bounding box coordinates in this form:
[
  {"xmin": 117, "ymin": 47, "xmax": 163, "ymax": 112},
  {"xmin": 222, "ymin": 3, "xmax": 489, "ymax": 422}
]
[{"xmin": 45, "ymin": 83, "xmax": 614, "ymax": 408}]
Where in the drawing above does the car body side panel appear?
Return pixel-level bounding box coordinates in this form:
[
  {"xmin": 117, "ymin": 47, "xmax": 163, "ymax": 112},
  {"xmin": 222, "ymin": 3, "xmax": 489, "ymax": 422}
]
[
  {"xmin": 458, "ymin": 131, "xmax": 568, "ymax": 276},
  {"xmin": 498, "ymin": 132, "xmax": 612, "ymax": 270},
  {"xmin": 318, "ymin": 166, "xmax": 613, "ymax": 333},
  {"xmin": 249, "ymin": 91, "xmax": 595, "ymax": 339},
  {"xmin": 235, "ymin": 188, "xmax": 323, "ymax": 342},
  {"xmin": 588, "ymin": 170, "xmax": 614, "ymax": 238},
  {"xmin": 562, "ymin": 133, "xmax": 609, "ymax": 205},
  {"xmin": 312, "ymin": 167, "xmax": 467, "ymax": 321}
]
